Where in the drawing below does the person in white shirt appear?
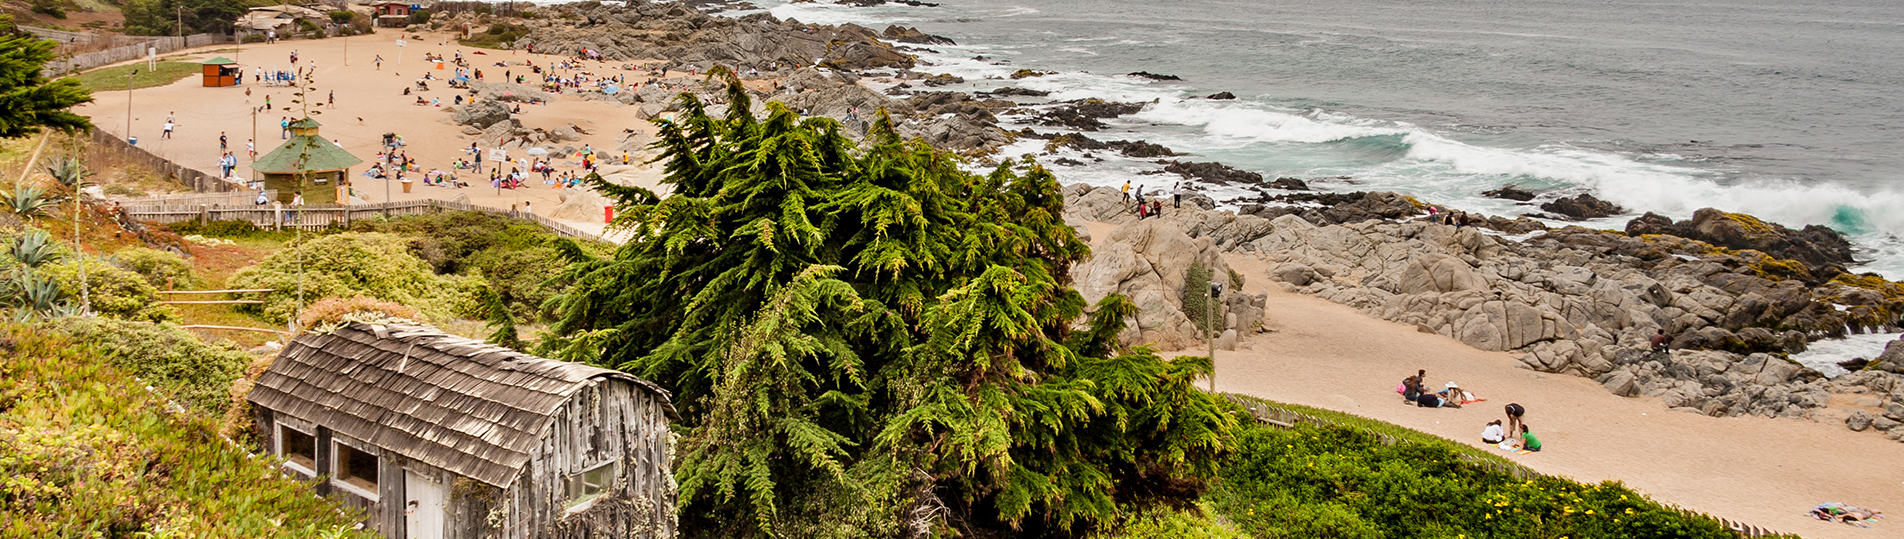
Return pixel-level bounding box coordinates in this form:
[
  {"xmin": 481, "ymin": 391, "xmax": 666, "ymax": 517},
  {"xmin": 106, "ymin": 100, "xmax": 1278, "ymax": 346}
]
[{"xmin": 1480, "ymin": 420, "xmax": 1506, "ymax": 444}]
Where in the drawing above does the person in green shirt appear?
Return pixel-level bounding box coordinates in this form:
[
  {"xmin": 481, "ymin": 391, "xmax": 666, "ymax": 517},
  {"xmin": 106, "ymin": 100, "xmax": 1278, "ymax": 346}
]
[{"xmin": 1520, "ymin": 425, "xmax": 1541, "ymax": 452}]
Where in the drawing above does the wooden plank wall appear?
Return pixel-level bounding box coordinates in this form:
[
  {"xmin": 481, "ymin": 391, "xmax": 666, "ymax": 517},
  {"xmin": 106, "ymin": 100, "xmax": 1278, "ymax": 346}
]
[{"xmin": 494, "ymin": 381, "xmax": 675, "ymax": 539}]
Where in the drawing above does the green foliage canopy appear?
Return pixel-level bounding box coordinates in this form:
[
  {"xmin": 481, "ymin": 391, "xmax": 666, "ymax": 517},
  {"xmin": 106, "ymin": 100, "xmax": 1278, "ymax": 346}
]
[
  {"xmin": 0, "ymin": 32, "xmax": 92, "ymax": 138},
  {"xmin": 229, "ymin": 232, "xmax": 485, "ymax": 324},
  {"xmin": 120, "ymin": 0, "xmax": 247, "ymax": 36},
  {"xmin": 539, "ymin": 74, "xmax": 1233, "ymax": 537}
]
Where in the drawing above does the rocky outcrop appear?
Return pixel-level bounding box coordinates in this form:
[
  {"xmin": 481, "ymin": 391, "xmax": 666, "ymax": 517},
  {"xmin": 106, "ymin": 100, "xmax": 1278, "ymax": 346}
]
[
  {"xmin": 1035, "ymin": 132, "xmax": 1177, "ymax": 158},
  {"xmin": 452, "ymin": 100, "xmax": 512, "ymax": 129},
  {"xmin": 1206, "ymin": 92, "xmax": 1236, "ymax": 100},
  {"xmin": 1069, "ymin": 218, "xmax": 1265, "ymax": 350},
  {"xmin": 1483, "ymin": 185, "xmax": 1537, "ymax": 202},
  {"xmin": 1127, "ymin": 71, "xmax": 1181, "ymax": 81},
  {"xmin": 1064, "ymin": 184, "xmax": 1278, "ymax": 252},
  {"xmin": 1036, "ymin": 99, "xmax": 1147, "ymax": 130},
  {"xmin": 1164, "ymin": 160, "xmax": 1261, "ymax": 185},
  {"xmin": 1540, "ymin": 194, "xmax": 1624, "ymax": 220},
  {"xmin": 881, "ymin": 25, "xmax": 955, "ymax": 46},
  {"xmin": 508, "ymin": 3, "xmax": 916, "ymax": 71},
  {"xmin": 1875, "ymin": 338, "xmax": 1904, "ymax": 374},
  {"xmin": 1625, "ymin": 208, "xmax": 1854, "ymax": 277},
  {"xmin": 984, "ymin": 87, "xmax": 1050, "ymax": 98}
]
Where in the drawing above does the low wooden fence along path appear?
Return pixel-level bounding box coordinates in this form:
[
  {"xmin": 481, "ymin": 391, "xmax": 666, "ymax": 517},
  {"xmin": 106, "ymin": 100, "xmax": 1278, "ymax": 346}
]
[
  {"xmin": 1222, "ymin": 394, "xmax": 1790, "ymax": 538},
  {"xmin": 124, "ymin": 198, "xmax": 600, "ymax": 241}
]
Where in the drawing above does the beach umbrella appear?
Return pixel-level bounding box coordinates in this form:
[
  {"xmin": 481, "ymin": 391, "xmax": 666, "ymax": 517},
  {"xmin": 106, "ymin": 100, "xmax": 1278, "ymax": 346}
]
[{"xmin": 526, "ymin": 147, "xmax": 550, "ymax": 156}]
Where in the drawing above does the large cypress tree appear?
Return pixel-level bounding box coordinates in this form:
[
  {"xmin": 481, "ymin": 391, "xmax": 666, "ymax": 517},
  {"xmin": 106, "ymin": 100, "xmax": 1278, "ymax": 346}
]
[
  {"xmin": 0, "ymin": 20, "xmax": 93, "ymax": 138},
  {"xmin": 540, "ymin": 72, "xmax": 1233, "ymax": 538}
]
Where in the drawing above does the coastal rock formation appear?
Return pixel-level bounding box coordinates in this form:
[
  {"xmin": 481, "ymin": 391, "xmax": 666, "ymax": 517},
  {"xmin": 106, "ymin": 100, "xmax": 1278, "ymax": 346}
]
[
  {"xmin": 1063, "ymin": 184, "xmax": 1278, "ymax": 252},
  {"xmin": 1874, "ymin": 338, "xmax": 1904, "ymax": 374},
  {"xmin": 452, "ymin": 100, "xmax": 512, "ymax": 130},
  {"xmin": 505, "ymin": 3, "xmax": 917, "ymax": 71},
  {"xmin": 1069, "ymin": 218, "xmax": 1266, "ymax": 350},
  {"xmin": 1206, "ymin": 92, "xmax": 1236, "ymax": 100},
  {"xmin": 1625, "ymin": 208, "xmax": 1855, "ymax": 276},
  {"xmin": 881, "ymin": 25, "xmax": 955, "ymax": 46},
  {"xmin": 1539, "ymin": 193, "xmax": 1624, "ymax": 220},
  {"xmin": 1483, "ymin": 185, "xmax": 1537, "ymax": 202},
  {"xmin": 1036, "ymin": 99, "xmax": 1147, "ymax": 130}
]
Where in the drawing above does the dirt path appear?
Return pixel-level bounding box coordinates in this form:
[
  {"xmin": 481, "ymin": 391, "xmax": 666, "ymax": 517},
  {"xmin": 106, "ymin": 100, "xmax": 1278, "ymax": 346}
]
[{"xmin": 1171, "ymin": 247, "xmax": 1902, "ymax": 538}]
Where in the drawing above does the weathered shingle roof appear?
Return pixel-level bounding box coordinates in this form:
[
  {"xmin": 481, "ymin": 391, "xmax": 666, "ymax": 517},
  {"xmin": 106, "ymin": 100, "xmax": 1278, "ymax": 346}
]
[{"xmin": 249, "ymin": 322, "xmax": 675, "ymax": 488}]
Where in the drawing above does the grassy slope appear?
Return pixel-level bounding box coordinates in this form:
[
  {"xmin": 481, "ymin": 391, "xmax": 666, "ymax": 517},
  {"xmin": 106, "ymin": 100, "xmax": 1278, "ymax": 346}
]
[
  {"xmin": 65, "ymin": 60, "xmax": 199, "ymax": 92},
  {"xmin": 0, "ymin": 323, "xmax": 374, "ymax": 538}
]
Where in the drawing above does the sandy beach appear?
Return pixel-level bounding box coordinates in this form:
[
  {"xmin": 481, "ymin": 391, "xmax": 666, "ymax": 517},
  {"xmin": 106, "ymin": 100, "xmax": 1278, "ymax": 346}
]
[
  {"xmin": 69, "ymin": 31, "xmax": 1903, "ymax": 539},
  {"xmin": 74, "ymin": 30, "xmax": 674, "ymax": 238}
]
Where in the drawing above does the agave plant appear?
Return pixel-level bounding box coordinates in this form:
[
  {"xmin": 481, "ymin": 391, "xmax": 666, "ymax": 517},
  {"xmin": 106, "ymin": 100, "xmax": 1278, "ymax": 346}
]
[
  {"xmin": 6, "ymin": 228, "xmax": 65, "ymax": 268},
  {"xmin": 1, "ymin": 184, "xmax": 56, "ymax": 222},
  {"xmin": 5, "ymin": 269, "xmax": 71, "ymax": 321},
  {"xmin": 43, "ymin": 156, "xmax": 91, "ymax": 197}
]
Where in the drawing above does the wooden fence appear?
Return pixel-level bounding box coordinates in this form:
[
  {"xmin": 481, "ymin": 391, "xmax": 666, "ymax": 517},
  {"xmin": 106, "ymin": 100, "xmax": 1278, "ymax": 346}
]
[
  {"xmin": 117, "ymin": 190, "xmax": 278, "ymax": 211},
  {"xmin": 90, "ymin": 128, "xmax": 241, "ymax": 194},
  {"xmin": 125, "ymin": 198, "xmax": 600, "ymax": 241},
  {"xmin": 41, "ymin": 32, "xmax": 228, "ymax": 77},
  {"xmin": 1222, "ymin": 394, "xmax": 1791, "ymax": 538}
]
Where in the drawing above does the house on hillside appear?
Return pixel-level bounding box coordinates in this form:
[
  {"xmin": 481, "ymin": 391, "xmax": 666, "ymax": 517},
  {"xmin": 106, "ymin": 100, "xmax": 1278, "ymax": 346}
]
[
  {"xmin": 235, "ymin": 5, "xmax": 332, "ymax": 39},
  {"xmin": 247, "ymin": 322, "xmax": 678, "ymax": 539},
  {"xmin": 369, "ymin": 1, "xmax": 413, "ymax": 27}
]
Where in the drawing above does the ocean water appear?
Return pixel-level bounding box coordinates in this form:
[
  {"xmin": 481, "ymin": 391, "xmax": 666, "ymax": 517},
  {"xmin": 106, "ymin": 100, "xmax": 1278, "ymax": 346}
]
[{"xmin": 744, "ymin": 0, "xmax": 1904, "ymax": 368}]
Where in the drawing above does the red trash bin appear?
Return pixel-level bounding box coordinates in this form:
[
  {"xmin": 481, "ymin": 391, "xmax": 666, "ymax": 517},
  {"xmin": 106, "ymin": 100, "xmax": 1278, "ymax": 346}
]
[{"xmin": 604, "ymin": 205, "xmax": 614, "ymax": 223}]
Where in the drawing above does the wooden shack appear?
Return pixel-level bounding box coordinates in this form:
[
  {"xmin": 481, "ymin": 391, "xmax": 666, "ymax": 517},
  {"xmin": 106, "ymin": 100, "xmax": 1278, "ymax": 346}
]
[
  {"xmin": 248, "ymin": 322, "xmax": 678, "ymax": 539},
  {"xmin": 201, "ymin": 57, "xmax": 240, "ymax": 87},
  {"xmin": 249, "ymin": 117, "xmax": 361, "ymax": 204}
]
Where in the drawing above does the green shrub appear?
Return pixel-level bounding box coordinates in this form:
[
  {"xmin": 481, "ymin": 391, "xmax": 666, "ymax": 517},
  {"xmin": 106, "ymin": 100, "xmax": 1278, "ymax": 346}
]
[
  {"xmin": 1181, "ymin": 259, "xmax": 1214, "ymax": 332},
  {"xmin": 410, "ymin": 9, "xmax": 430, "ymax": 24},
  {"xmin": 228, "ymin": 232, "xmax": 484, "ymax": 324},
  {"xmin": 0, "ymin": 324, "xmax": 373, "ymax": 537},
  {"xmin": 165, "ymin": 219, "xmax": 291, "ymax": 240},
  {"xmin": 346, "ymin": 211, "xmax": 607, "ymax": 322},
  {"xmin": 40, "ymin": 257, "xmax": 170, "ymax": 321},
  {"xmin": 1095, "ymin": 505, "xmax": 1246, "ymax": 539},
  {"xmin": 242, "ymin": 33, "xmax": 266, "ymax": 43},
  {"xmin": 1209, "ymin": 420, "xmax": 1766, "ymax": 539},
  {"xmin": 48, "ymin": 317, "xmax": 252, "ymax": 416},
  {"xmin": 329, "ymin": 10, "xmax": 353, "ymax": 23},
  {"xmin": 111, "ymin": 246, "xmax": 195, "ymax": 290}
]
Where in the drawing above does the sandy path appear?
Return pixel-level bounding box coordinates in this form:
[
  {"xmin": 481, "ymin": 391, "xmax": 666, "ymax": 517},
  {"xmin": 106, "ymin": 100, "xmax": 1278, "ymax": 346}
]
[
  {"xmin": 1177, "ymin": 250, "xmax": 1902, "ymax": 539},
  {"xmin": 72, "ymin": 31, "xmax": 693, "ymax": 240}
]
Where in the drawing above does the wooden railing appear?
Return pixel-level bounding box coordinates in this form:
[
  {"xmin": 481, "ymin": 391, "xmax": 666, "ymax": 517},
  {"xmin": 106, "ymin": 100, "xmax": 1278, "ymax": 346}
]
[
  {"xmin": 124, "ymin": 198, "xmax": 600, "ymax": 241},
  {"xmin": 117, "ymin": 190, "xmax": 279, "ymax": 211},
  {"xmin": 1222, "ymin": 394, "xmax": 1791, "ymax": 538}
]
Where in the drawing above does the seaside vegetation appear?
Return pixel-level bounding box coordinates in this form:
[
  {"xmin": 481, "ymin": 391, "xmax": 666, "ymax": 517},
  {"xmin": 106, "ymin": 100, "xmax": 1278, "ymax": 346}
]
[
  {"xmin": 0, "ymin": 323, "xmax": 373, "ymax": 537},
  {"xmin": 0, "ymin": 18, "xmax": 93, "ymax": 137},
  {"xmin": 227, "ymin": 231, "xmax": 487, "ymax": 324},
  {"xmin": 537, "ymin": 71, "xmax": 1234, "ymax": 537}
]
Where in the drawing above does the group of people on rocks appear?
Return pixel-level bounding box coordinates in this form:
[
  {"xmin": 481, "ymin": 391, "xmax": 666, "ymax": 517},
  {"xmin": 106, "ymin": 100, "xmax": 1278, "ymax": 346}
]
[
  {"xmin": 1121, "ymin": 181, "xmax": 1188, "ymax": 220},
  {"xmin": 1399, "ymin": 369, "xmax": 1541, "ymax": 452}
]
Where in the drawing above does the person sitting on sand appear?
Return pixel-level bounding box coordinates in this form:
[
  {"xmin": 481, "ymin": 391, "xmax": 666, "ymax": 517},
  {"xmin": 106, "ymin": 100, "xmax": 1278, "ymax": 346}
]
[
  {"xmin": 1415, "ymin": 392, "xmax": 1447, "ymax": 408},
  {"xmin": 1401, "ymin": 369, "xmax": 1426, "ymax": 402},
  {"xmin": 1519, "ymin": 425, "xmax": 1541, "ymax": 452},
  {"xmin": 1481, "ymin": 420, "xmax": 1506, "ymax": 444},
  {"xmin": 1440, "ymin": 382, "xmax": 1475, "ymax": 405}
]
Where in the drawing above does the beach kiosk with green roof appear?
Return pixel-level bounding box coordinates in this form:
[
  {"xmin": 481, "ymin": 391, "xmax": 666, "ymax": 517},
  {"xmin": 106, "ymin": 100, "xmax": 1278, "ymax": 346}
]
[
  {"xmin": 201, "ymin": 56, "xmax": 240, "ymax": 87},
  {"xmin": 251, "ymin": 118, "xmax": 362, "ymax": 205}
]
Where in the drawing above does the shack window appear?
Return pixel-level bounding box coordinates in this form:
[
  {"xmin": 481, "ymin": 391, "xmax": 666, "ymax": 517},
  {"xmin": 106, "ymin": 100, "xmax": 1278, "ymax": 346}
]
[
  {"xmin": 563, "ymin": 461, "xmax": 615, "ymax": 510},
  {"xmin": 333, "ymin": 442, "xmax": 379, "ymax": 500},
  {"xmin": 278, "ymin": 425, "xmax": 316, "ymax": 474}
]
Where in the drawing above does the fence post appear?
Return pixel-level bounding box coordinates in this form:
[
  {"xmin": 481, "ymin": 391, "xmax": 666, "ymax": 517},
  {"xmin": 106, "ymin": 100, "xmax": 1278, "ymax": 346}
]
[{"xmin": 197, "ymin": 204, "xmax": 208, "ymax": 226}]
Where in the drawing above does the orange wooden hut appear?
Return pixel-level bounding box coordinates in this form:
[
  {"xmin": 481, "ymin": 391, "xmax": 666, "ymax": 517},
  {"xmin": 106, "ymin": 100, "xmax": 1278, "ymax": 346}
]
[{"xmin": 201, "ymin": 57, "xmax": 240, "ymax": 87}]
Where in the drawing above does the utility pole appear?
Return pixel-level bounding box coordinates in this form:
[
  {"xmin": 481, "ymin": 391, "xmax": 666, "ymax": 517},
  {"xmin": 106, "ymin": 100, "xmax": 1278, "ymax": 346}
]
[
  {"xmin": 176, "ymin": 5, "xmax": 183, "ymax": 40},
  {"xmin": 125, "ymin": 69, "xmax": 136, "ymax": 152}
]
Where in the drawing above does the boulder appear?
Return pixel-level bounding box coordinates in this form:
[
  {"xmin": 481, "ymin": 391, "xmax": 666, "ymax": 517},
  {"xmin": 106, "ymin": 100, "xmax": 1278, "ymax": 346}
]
[
  {"xmin": 1624, "ymin": 208, "xmax": 1853, "ymax": 275},
  {"xmin": 1539, "ymin": 194, "xmax": 1624, "ymax": 220},
  {"xmin": 1398, "ymin": 254, "xmax": 1485, "ymax": 294},
  {"xmin": 547, "ymin": 187, "xmax": 615, "ymax": 221},
  {"xmin": 1602, "ymin": 370, "xmax": 1639, "ymax": 397},
  {"xmin": 881, "ymin": 25, "xmax": 955, "ymax": 45},
  {"xmin": 1887, "ymin": 402, "xmax": 1904, "ymax": 422},
  {"xmin": 453, "ymin": 100, "xmax": 512, "ymax": 129},
  {"xmin": 1847, "ymin": 410, "xmax": 1875, "ymax": 432},
  {"xmin": 1269, "ymin": 263, "xmax": 1320, "ymax": 287},
  {"xmin": 1206, "ymin": 91, "xmax": 1236, "ymax": 100},
  {"xmin": 1483, "ymin": 185, "xmax": 1537, "ymax": 202},
  {"xmin": 1874, "ymin": 337, "xmax": 1904, "ymax": 374},
  {"xmin": 1070, "ymin": 219, "xmax": 1243, "ymax": 350}
]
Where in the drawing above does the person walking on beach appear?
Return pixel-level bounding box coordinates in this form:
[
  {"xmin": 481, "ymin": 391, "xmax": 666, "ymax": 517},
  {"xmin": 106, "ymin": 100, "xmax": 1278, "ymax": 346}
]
[
  {"xmin": 247, "ymin": 139, "xmax": 255, "ymax": 158},
  {"xmin": 376, "ymin": 55, "xmax": 384, "ymax": 70},
  {"xmin": 220, "ymin": 132, "xmax": 227, "ymax": 151},
  {"xmin": 264, "ymin": 95, "xmax": 271, "ymax": 111},
  {"xmin": 1173, "ymin": 182, "xmax": 1182, "ymax": 209},
  {"xmin": 161, "ymin": 120, "xmax": 174, "ymax": 139},
  {"xmin": 1121, "ymin": 181, "xmax": 1131, "ymax": 202},
  {"xmin": 280, "ymin": 117, "xmax": 290, "ymax": 140},
  {"xmin": 328, "ymin": 91, "xmax": 334, "ymax": 108}
]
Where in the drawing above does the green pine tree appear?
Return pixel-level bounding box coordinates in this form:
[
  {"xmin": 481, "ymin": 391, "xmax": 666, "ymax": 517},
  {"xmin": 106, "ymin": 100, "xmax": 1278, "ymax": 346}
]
[
  {"xmin": 539, "ymin": 70, "xmax": 1234, "ymax": 538},
  {"xmin": 0, "ymin": 25, "xmax": 93, "ymax": 138}
]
